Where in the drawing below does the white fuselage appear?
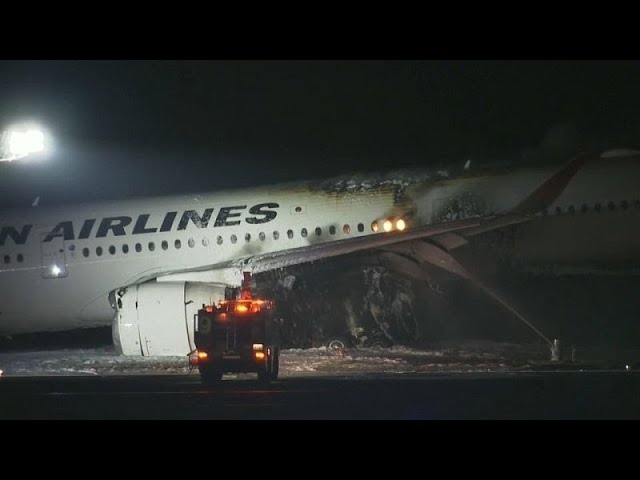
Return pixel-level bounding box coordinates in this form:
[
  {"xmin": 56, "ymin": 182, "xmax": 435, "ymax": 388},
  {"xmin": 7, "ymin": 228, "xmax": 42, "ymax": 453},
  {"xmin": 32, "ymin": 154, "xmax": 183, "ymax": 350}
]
[{"xmin": 1, "ymin": 155, "xmax": 639, "ymax": 335}]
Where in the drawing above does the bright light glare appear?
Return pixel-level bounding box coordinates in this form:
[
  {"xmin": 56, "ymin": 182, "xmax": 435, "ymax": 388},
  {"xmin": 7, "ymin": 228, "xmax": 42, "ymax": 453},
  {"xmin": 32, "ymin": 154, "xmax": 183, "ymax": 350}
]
[
  {"xmin": 396, "ymin": 219, "xmax": 406, "ymax": 231},
  {"xmin": 1, "ymin": 124, "xmax": 49, "ymax": 161},
  {"xmin": 51, "ymin": 265, "xmax": 61, "ymax": 276},
  {"xmin": 383, "ymin": 220, "xmax": 393, "ymax": 232},
  {"xmin": 8, "ymin": 129, "xmax": 45, "ymax": 156},
  {"xmin": 235, "ymin": 304, "xmax": 249, "ymax": 313}
]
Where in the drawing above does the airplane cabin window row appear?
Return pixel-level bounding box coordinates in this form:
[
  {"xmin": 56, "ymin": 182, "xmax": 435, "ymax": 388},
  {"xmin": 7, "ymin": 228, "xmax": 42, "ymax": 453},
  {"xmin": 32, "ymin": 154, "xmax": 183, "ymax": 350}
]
[
  {"xmin": 3, "ymin": 254, "xmax": 24, "ymax": 264},
  {"xmin": 70, "ymin": 223, "xmax": 367, "ymax": 259},
  {"xmin": 2, "ymin": 201, "xmax": 640, "ymax": 265},
  {"xmin": 542, "ymin": 199, "xmax": 640, "ymax": 216}
]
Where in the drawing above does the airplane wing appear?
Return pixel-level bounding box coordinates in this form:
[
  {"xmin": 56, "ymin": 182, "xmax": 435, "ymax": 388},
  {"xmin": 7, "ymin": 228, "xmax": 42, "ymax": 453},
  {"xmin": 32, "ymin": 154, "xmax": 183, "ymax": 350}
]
[{"xmin": 242, "ymin": 215, "xmax": 506, "ymax": 273}]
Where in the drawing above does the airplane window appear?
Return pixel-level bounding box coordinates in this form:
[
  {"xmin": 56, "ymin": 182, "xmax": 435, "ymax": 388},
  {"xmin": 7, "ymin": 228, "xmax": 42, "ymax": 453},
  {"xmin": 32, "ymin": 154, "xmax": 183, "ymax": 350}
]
[
  {"xmin": 287, "ymin": 229, "xmax": 294, "ymax": 239},
  {"xmin": 594, "ymin": 203, "xmax": 601, "ymax": 212},
  {"xmin": 358, "ymin": 223, "xmax": 364, "ymax": 232},
  {"xmin": 202, "ymin": 237, "xmax": 209, "ymax": 246},
  {"xmin": 109, "ymin": 246, "xmax": 116, "ymax": 255},
  {"xmin": 608, "ymin": 201, "xmax": 616, "ymax": 211},
  {"xmin": 96, "ymin": 246, "xmax": 103, "ymax": 256},
  {"xmin": 329, "ymin": 226, "xmax": 336, "ymax": 235},
  {"xmin": 343, "ymin": 224, "xmax": 351, "ymax": 234},
  {"xmin": 621, "ymin": 200, "xmax": 629, "ymax": 210},
  {"xmin": 161, "ymin": 240, "xmax": 168, "ymax": 250},
  {"xmin": 371, "ymin": 221, "xmax": 379, "ymax": 232},
  {"xmin": 188, "ymin": 238, "xmax": 195, "ymax": 248},
  {"xmin": 3, "ymin": 255, "xmax": 9, "ymax": 264},
  {"xmin": 555, "ymin": 206, "xmax": 562, "ymax": 214},
  {"xmin": 175, "ymin": 239, "xmax": 182, "ymax": 249},
  {"xmin": 295, "ymin": 206, "xmax": 302, "ymax": 213},
  {"xmin": 259, "ymin": 232, "xmax": 266, "ymax": 241},
  {"xmin": 68, "ymin": 244, "xmax": 75, "ymax": 251},
  {"xmin": 17, "ymin": 254, "xmax": 23, "ymax": 263},
  {"xmin": 217, "ymin": 236, "xmax": 223, "ymax": 245},
  {"xmin": 83, "ymin": 248, "xmax": 89, "ymax": 257},
  {"xmin": 301, "ymin": 228, "xmax": 308, "ymax": 238},
  {"xmin": 315, "ymin": 227, "xmax": 322, "ymax": 236},
  {"xmin": 122, "ymin": 244, "xmax": 129, "ymax": 254},
  {"xmin": 273, "ymin": 231, "xmax": 280, "ymax": 240},
  {"xmin": 135, "ymin": 243, "xmax": 142, "ymax": 253},
  {"xmin": 245, "ymin": 233, "xmax": 251, "ymax": 242},
  {"xmin": 581, "ymin": 204, "xmax": 589, "ymax": 213},
  {"xmin": 148, "ymin": 242, "xmax": 155, "ymax": 252},
  {"xmin": 231, "ymin": 235, "xmax": 237, "ymax": 244},
  {"xmin": 568, "ymin": 205, "xmax": 575, "ymax": 214}
]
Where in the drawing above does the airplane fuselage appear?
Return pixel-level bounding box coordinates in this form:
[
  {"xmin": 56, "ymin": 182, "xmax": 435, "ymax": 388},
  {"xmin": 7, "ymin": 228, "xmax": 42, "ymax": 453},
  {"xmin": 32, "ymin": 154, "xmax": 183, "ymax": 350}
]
[{"xmin": 1, "ymin": 154, "xmax": 639, "ymax": 336}]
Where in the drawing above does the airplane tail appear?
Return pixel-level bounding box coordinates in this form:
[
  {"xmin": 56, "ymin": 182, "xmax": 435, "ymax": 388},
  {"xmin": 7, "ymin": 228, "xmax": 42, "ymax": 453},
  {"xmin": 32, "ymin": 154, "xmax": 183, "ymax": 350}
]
[{"xmin": 513, "ymin": 151, "xmax": 595, "ymax": 215}]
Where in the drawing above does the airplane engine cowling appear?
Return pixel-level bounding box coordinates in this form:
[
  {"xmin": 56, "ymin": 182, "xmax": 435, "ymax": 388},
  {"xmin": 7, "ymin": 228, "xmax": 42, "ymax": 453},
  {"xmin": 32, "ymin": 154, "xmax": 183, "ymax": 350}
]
[{"xmin": 112, "ymin": 281, "xmax": 226, "ymax": 356}]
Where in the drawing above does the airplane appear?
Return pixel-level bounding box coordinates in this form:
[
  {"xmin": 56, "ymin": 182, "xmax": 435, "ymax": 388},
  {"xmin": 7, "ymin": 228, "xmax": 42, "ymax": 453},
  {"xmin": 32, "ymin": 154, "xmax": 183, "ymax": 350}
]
[{"xmin": 0, "ymin": 148, "xmax": 639, "ymax": 356}]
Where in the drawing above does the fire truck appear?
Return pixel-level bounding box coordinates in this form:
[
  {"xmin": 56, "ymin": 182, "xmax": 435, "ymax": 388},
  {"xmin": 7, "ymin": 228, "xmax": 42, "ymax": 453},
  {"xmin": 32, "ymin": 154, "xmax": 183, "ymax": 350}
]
[{"xmin": 190, "ymin": 273, "xmax": 281, "ymax": 385}]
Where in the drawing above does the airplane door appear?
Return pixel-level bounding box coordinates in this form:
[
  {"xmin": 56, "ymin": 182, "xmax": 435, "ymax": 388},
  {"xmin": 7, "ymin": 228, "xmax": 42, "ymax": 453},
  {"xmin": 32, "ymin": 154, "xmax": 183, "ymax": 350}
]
[{"xmin": 40, "ymin": 233, "xmax": 69, "ymax": 278}]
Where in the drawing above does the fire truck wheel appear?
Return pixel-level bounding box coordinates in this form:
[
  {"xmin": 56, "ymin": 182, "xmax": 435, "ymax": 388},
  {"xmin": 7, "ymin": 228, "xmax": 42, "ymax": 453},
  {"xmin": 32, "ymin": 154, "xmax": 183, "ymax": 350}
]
[
  {"xmin": 257, "ymin": 363, "xmax": 271, "ymax": 383},
  {"xmin": 269, "ymin": 349, "xmax": 280, "ymax": 381},
  {"xmin": 200, "ymin": 367, "xmax": 222, "ymax": 385}
]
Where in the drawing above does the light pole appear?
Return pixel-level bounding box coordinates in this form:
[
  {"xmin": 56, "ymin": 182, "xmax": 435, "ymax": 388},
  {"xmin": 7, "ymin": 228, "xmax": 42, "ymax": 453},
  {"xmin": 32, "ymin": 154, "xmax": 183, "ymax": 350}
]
[{"xmin": 0, "ymin": 124, "xmax": 48, "ymax": 162}]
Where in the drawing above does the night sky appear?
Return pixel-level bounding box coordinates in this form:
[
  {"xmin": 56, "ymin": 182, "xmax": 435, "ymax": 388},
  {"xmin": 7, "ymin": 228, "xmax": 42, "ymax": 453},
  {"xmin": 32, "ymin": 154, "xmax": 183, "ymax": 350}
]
[{"xmin": 1, "ymin": 60, "xmax": 640, "ymax": 207}]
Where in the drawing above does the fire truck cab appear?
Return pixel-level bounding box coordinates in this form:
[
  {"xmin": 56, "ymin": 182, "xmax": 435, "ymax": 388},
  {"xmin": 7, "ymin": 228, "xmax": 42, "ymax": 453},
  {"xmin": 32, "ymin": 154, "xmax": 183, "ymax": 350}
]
[{"xmin": 191, "ymin": 274, "xmax": 281, "ymax": 385}]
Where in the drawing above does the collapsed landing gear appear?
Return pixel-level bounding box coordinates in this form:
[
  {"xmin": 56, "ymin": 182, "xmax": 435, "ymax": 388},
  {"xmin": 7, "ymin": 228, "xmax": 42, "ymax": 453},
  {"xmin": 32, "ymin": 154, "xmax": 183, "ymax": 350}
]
[
  {"xmin": 327, "ymin": 337, "xmax": 349, "ymax": 351},
  {"xmin": 325, "ymin": 333, "xmax": 393, "ymax": 351}
]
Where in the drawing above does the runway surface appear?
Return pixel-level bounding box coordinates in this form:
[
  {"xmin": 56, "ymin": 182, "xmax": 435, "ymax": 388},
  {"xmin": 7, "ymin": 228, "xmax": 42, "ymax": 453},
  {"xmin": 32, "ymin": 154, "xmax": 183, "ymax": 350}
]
[{"xmin": 1, "ymin": 370, "xmax": 639, "ymax": 419}]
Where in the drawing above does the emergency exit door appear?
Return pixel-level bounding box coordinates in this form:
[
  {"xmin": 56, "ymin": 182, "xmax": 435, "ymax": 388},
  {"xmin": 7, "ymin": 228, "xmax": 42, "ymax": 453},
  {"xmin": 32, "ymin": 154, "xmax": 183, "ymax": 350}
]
[{"xmin": 40, "ymin": 233, "xmax": 68, "ymax": 278}]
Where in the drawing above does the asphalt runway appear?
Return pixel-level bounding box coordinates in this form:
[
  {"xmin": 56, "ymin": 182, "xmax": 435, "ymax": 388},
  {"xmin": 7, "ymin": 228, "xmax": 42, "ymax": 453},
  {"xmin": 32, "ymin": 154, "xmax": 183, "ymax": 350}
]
[{"xmin": 1, "ymin": 371, "xmax": 639, "ymax": 419}]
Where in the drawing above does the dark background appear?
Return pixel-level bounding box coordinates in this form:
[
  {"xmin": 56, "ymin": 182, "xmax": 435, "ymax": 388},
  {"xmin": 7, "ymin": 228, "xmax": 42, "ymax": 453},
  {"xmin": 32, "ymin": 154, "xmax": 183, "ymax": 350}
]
[{"xmin": 1, "ymin": 60, "xmax": 639, "ymax": 207}]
